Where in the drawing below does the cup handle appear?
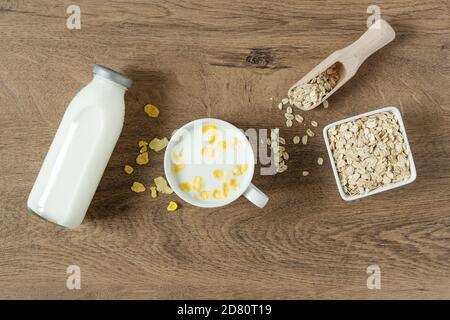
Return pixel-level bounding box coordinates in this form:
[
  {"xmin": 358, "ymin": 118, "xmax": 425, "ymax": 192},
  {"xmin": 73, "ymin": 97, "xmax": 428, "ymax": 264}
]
[{"xmin": 243, "ymin": 183, "xmax": 269, "ymax": 208}]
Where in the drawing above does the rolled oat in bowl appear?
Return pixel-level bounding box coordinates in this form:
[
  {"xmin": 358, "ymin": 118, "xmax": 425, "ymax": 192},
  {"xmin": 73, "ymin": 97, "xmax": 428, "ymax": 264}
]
[{"xmin": 324, "ymin": 107, "xmax": 416, "ymax": 200}]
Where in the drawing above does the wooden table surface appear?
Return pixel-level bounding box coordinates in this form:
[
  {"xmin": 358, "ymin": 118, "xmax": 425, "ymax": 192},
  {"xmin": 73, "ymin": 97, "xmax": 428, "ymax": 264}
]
[{"xmin": 1, "ymin": 0, "xmax": 449, "ymax": 299}]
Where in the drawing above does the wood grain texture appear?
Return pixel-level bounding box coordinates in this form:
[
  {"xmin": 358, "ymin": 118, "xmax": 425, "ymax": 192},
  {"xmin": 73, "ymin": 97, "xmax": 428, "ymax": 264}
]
[{"xmin": 0, "ymin": 0, "xmax": 449, "ymax": 299}]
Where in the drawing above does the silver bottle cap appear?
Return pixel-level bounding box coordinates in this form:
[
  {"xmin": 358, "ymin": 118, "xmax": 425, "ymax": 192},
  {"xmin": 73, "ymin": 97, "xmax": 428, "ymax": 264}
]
[{"xmin": 93, "ymin": 64, "xmax": 132, "ymax": 89}]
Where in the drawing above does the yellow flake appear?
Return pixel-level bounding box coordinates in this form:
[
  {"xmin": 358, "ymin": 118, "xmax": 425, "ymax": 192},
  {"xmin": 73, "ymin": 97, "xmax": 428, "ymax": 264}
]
[
  {"xmin": 171, "ymin": 164, "xmax": 185, "ymax": 173},
  {"xmin": 219, "ymin": 140, "xmax": 228, "ymax": 149},
  {"xmin": 230, "ymin": 178, "xmax": 239, "ymax": 189},
  {"xmin": 149, "ymin": 137, "xmax": 168, "ymax": 152},
  {"xmin": 144, "ymin": 104, "xmax": 160, "ymax": 118},
  {"xmin": 124, "ymin": 165, "xmax": 134, "ymax": 174},
  {"xmin": 167, "ymin": 201, "xmax": 178, "ymax": 212},
  {"xmin": 139, "ymin": 145, "xmax": 148, "ymax": 153},
  {"xmin": 171, "ymin": 151, "xmax": 184, "ymax": 165},
  {"xmin": 223, "ymin": 183, "xmax": 230, "ymax": 197},
  {"xmin": 193, "ymin": 176, "xmax": 204, "ymax": 192},
  {"xmin": 150, "ymin": 186, "xmax": 157, "ymax": 198},
  {"xmin": 201, "ymin": 146, "xmax": 216, "ymax": 158},
  {"xmin": 202, "ymin": 123, "xmax": 217, "ymax": 134},
  {"xmin": 213, "ymin": 188, "xmax": 224, "ymax": 199},
  {"xmin": 232, "ymin": 164, "xmax": 249, "ymax": 176},
  {"xmin": 200, "ymin": 190, "xmax": 211, "ymax": 200},
  {"xmin": 136, "ymin": 152, "xmax": 149, "ymax": 165},
  {"xmin": 208, "ymin": 134, "xmax": 217, "ymax": 144},
  {"xmin": 138, "ymin": 140, "xmax": 148, "ymax": 147},
  {"xmin": 213, "ymin": 169, "xmax": 224, "ymax": 180},
  {"xmin": 131, "ymin": 182, "xmax": 146, "ymax": 193},
  {"xmin": 179, "ymin": 182, "xmax": 192, "ymax": 192},
  {"xmin": 154, "ymin": 176, "xmax": 173, "ymax": 194}
]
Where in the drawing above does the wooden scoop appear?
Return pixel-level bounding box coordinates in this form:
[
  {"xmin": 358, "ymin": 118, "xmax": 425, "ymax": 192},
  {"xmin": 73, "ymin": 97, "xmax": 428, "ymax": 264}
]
[{"xmin": 289, "ymin": 19, "xmax": 395, "ymax": 111}]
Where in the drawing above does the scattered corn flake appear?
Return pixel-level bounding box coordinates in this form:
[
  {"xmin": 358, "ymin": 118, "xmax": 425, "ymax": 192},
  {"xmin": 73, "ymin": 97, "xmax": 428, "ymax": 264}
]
[
  {"xmin": 138, "ymin": 140, "xmax": 148, "ymax": 147},
  {"xmin": 150, "ymin": 186, "xmax": 157, "ymax": 198},
  {"xmin": 223, "ymin": 183, "xmax": 230, "ymax": 197},
  {"xmin": 230, "ymin": 178, "xmax": 240, "ymax": 189},
  {"xmin": 167, "ymin": 201, "xmax": 178, "ymax": 212},
  {"xmin": 200, "ymin": 190, "xmax": 211, "ymax": 200},
  {"xmin": 139, "ymin": 145, "xmax": 148, "ymax": 153},
  {"xmin": 136, "ymin": 151, "xmax": 149, "ymax": 165},
  {"xmin": 131, "ymin": 182, "xmax": 146, "ymax": 193},
  {"xmin": 144, "ymin": 104, "xmax": 160, "ymax": 118},
  {"xmin": 171, "ymin": 151, "xmax": 184, "ymax": 165},
  {"xmin": 149, "ymin": 137, "xmax": 168, "ymax": 152},
  {"xmin": 154, "ymin": 176, "xmax": 173, "ymax": 194},
  {"xmin": 171, "ymin": 164, "xmax": 185, "ymax": 173},
  {"xmin": 202, "ymin": 124, "xmax": 217, "ymax": 134},
  {"xmin": 213, "ymin": 169, "xmax": 225, "ymax": 180},
  {"xmin": 124, "ymin": 165, "xmax": 134, "ymax": 174},
  {"xmin": 180, "ymin": 182, "xmax": 192, "ymax": 192},
  {"xmin": 193, "ymin": 176, "xmax": 204, "ymax": 192},
  {"xmin": 213, "ymin": 188, "xmax": 224, "ymax": 199}
]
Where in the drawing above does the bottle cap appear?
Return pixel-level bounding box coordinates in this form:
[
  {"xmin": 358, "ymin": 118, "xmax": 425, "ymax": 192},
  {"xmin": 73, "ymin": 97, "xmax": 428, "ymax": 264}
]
[{"xmin": 93, "ymin": 64, "xmax": 132, "ymax": 89}]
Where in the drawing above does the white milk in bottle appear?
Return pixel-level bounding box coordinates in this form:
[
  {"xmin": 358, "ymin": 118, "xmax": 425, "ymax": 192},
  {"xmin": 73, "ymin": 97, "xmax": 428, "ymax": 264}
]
[{"xmin": 27, "ymin": 64, "xmax": 132, "ymax": 229}]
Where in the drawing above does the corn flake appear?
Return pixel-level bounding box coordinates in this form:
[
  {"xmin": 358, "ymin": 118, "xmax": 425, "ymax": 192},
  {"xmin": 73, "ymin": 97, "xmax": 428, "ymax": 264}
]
[
  {"xmin": 144, "ymin": 104, "xmax": 160, "ymax": 118},
  {"xmin": 131, "ymin": 182, "xmax": 146, "ymax": 193},
  {"xmin": 150, "ymin": 186, "xmax": 157, "ymax": 198},
  {"xmin": 124, "ymin": 165, "xmax": 134, "ymax": 174},
  {"xmin": 154, "ymin": 176, "xmax": 173, "ymax": 194},
  {"xmin": 167, "ymin": 201, "xmax": 178, "ymax": 212},
  {"xmin": 136, "ymin": 151, "xmax": 149, "ymax": 165},
  {"xmin": 149, "ymin": 137, "xmax": 168, "ymax": 152}
]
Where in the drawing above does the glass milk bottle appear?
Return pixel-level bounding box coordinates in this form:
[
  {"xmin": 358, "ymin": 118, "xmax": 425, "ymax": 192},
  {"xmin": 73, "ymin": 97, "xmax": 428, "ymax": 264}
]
[{"xmin": 27, "ymin": 65, "xmax": 132, "ymax": 229}]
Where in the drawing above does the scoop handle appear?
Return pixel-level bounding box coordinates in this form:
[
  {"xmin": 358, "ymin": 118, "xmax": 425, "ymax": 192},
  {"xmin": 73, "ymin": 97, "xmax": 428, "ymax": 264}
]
[{"xmin": 346, "ymin": 19, "xmax": 395, "ymax": 67}]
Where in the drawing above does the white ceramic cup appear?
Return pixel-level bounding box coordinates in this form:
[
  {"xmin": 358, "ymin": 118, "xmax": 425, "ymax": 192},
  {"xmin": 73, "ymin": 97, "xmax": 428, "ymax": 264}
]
[{"xmin": 164, "ymin": 118, "xmax": 269, "ymax": 208}]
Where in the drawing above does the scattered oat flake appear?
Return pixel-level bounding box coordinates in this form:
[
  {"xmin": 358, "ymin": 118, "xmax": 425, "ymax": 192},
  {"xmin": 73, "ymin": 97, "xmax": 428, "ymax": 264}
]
[
  {"xmin": 293, "ymin": 136, "xmax": 300, "ymax": 144},
  {"xmin": 277, "ymin": 102, "xmax": 283, "ymax": 110},
  {"xmin": 131, "ymin": 182, "xmax": 146, "ymax": 193},
  {"xmin": 286, "ymin": 119, "xmax": 293, "ymax": 127},
  {"xmin": 124, "ymin": 165, "xmax": 134, "ymax": 174},
  {"xmin": 144, "ymin": 104, "xmax": 160, "ymax": 118},
  {"xmin": 294, "ymin": 114, "xmax": 304, "ymax": 123},
  {"xmin": 301, "ymin": 135, "xmax": 308, "ymax": 145},
  {"xmin": 311, "ymin": 121, "xmax": 318, "ymax": 127},
  {"xmin": 323, "ymin": 100, "xmax": 329, "ymax": 109},
  {"xmin": 167, "ymin": 201, "xmax": 178, "ymax": 212},
  {"xmin": 302, "ymin": 171, "xmax": 309, "ymax": 176},
  {"xmin": 136, "ymin": 151, "xmax": 149, "ymax": 165},
  {"xmin": 317, "ymin": 157, "xmax": 324, "ymax": 165},
  {"xmin": 306, "ymin": 129, "xmax": 315, "ymax": 137},
  {"xmin": 281, "ymin": 98, "xmax": 289, "ymax": 104}
]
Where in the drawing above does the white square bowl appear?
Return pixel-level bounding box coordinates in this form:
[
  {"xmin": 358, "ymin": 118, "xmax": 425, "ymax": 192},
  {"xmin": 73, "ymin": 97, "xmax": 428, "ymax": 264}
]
[{"xmin": 323, "ymin": 106, "xmax": 417, "ymax": 201}]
